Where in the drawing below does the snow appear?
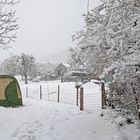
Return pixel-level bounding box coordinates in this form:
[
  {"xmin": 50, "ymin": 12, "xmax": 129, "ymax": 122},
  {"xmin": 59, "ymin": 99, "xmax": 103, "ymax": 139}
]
[
  {"xmin": 64, "ymin": 70, "xmax": 88, "ymax": 78},
  {"xmin": 0, "ymin": 80, "xmax": 140, "ymax": 140},
  {"xmin": 62, "ymin": 63, "xmax": 70, "ymax": 68}
]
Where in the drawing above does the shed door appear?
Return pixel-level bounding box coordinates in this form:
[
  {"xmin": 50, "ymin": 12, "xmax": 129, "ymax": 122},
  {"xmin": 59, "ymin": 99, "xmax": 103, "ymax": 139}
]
[{"xmin": 5, "ymin": 80, "xmax": 19, "ymax": 105}]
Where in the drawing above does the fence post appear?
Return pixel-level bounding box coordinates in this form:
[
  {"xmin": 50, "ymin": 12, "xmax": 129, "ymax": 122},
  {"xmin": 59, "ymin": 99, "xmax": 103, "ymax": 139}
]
[
  {"xmin": 47, "ymin": 86, "xmax": 49, "ymax": 101},
  {"xmin": 76, "ymin": 87, "xmax": 79, "ymax": 106},
  {"xmin": 80, "ymin": 87, "xmax": 84, "ymax": 111},
  {"xmin": 40, "ymin": 85, "xmax": 42, "ymax": 100},
  {"xmin": 138, "ymin": 111, "xmax": 140, "ymax": 122},
  {"xmin": 26, "ymin": 86, "xmax": 28, "ymax": 98},
  {"xmin": 101, "ymin": 82, "xmax": 106, "ymax": 109},
  {"xmin": 58, "ymin": 85, "xmax": 60, "ymax": 102}
]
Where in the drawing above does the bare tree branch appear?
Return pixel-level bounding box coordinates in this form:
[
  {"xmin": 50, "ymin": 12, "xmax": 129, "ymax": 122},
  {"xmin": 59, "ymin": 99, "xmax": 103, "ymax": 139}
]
[{"xmin": 0, "ymin": 0, "xmax": 19, "ymax": 49}]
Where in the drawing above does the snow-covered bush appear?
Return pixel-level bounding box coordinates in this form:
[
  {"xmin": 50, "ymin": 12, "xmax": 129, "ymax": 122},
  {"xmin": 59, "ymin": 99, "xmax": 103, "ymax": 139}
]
[
  {"xmin": 71, "ymin": 0, "xmax": 140, "ymax": 120},
  {"xmin": 109, "ymin": 64, "xmax": 140, "ymax": 119}
]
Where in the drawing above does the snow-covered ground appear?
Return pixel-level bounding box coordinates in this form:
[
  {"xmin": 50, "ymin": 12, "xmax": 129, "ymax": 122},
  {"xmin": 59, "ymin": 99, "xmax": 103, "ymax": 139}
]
[
  {"xmin": 20, "ymin": 80, "xmax": 101, "ymax": 111},
  {"xmin": 0, "ymin": 80, "xmax": 140, "ymax": 140}
]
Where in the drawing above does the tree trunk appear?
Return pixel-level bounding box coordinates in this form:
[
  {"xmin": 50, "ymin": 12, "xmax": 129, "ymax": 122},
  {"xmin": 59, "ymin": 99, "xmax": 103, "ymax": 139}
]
[
  {"xmin": 131, "ymin": 83, "xmax": 140, "ymax": 121},
  {"xmin": 24, "ymin": 74, "xmax": 28, "ymax": 84}
]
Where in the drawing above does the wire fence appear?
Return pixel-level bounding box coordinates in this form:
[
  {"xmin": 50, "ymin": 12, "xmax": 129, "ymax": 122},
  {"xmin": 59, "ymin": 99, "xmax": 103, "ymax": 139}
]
[{"xmin": 21, "ymin": 82, "xmax": 105, "ymax": 111}]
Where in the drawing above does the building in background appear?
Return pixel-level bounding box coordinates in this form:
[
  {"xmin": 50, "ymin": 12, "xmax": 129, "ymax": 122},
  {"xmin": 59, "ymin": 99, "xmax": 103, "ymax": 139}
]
[{"xmin": 55, "ymin": 63, "xmax": 70, "ymax": 81}]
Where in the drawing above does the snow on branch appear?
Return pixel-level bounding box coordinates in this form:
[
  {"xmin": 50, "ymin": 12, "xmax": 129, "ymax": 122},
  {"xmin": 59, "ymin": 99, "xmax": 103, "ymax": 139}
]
[{"xmin": 0, "ymin": 0, "xmax": 19, "ymax": 49}]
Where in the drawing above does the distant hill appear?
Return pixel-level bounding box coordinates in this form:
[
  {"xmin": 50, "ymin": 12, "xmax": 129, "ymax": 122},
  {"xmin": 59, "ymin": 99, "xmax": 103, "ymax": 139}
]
[{"xmin": 39, "ymin": 49, "xmax": 70, "ymax": 63}]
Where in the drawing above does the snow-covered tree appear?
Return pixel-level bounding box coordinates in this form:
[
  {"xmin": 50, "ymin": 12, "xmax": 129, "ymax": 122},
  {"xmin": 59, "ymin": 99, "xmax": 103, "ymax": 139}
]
[
  {"xmin": 36, "ymin": 62, "xmax": 56, "ymax": 80},
  {"xmin": 20, "ymin": 53, "xmax": 37, "ymax": 84},
  {"xmin": 0, "ymin": 0, "xmax": 18, "ymax": 49},
  {"xmin": 101, "ymin": 0, "xmax": 140, "ymax": 119},
  {"xmin": 71, "ymin": 4, "xmax": 110, "ymax": 78},
  {"xmin": 72, "ymin": 0, "xmax": 140, "ymax": 119},
  {"xmin": 1, "ymin": 54, "xmax": 20, "ymax": 75},
  {"xmin": 69, "ymin": 47, "xmax": 85, "ymax": 71}
]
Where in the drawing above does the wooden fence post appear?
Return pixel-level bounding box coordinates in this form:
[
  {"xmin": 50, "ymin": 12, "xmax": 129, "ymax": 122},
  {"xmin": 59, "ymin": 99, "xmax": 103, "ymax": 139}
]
[
  {"xmin": 40, "ymin": 85, "xmax": 42, "ymax": 100},
  {"xmin": 76, "ymin": 87, "xmax": 79, "ymax": 106},
  {"xmin": 58, "ymin": 85, "xmax": 60, "ymax": 102},
  {"xmin": 80, "ymin": 87, "xmax": 84, "ymax": 111},
  {"xmin": 26, "ymin": 86, "xmax": 28, "ymax": 98},
  {"xmin": 138, "ymin": 111, "xmax": 140, "ymax": 122},
  {"xmin": 101, "ymin": 82, "xmax": 106, "ymax": 109},
  {"xmin": 47, "ymin": 86, "xmax": 49, "ymax": 101}
]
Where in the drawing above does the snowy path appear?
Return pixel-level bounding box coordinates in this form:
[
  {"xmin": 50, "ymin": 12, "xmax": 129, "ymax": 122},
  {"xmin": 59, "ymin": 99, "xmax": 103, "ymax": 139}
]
[{"xmin": 0, "ymin": 98, "xmax": 139, "ymax": 140}]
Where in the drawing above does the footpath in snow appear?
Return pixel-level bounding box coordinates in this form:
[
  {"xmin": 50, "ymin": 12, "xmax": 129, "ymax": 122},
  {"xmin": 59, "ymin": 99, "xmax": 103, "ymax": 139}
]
[{"xmin": 0, "ymin": 98, "xmax": 140, "ymax": 140}]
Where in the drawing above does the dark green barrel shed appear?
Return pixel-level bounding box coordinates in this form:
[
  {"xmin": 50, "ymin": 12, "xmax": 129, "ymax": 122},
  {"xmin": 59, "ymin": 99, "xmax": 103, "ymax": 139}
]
[{"xmin": 0, "ymin": 75, "xmax": 23, "ymax": 107}]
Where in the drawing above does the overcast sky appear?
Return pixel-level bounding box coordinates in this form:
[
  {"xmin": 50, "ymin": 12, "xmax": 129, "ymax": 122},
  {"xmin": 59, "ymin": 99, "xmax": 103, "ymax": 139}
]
[{"xmin": 0, "ymin": 0, "xmax": 99, "ymax": 61}]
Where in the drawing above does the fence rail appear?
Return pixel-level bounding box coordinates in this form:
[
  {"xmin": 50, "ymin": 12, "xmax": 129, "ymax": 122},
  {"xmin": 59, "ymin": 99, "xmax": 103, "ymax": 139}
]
[{"xmin": 21, "ymin": 82, "xmax": 105, "ymax": 111}]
